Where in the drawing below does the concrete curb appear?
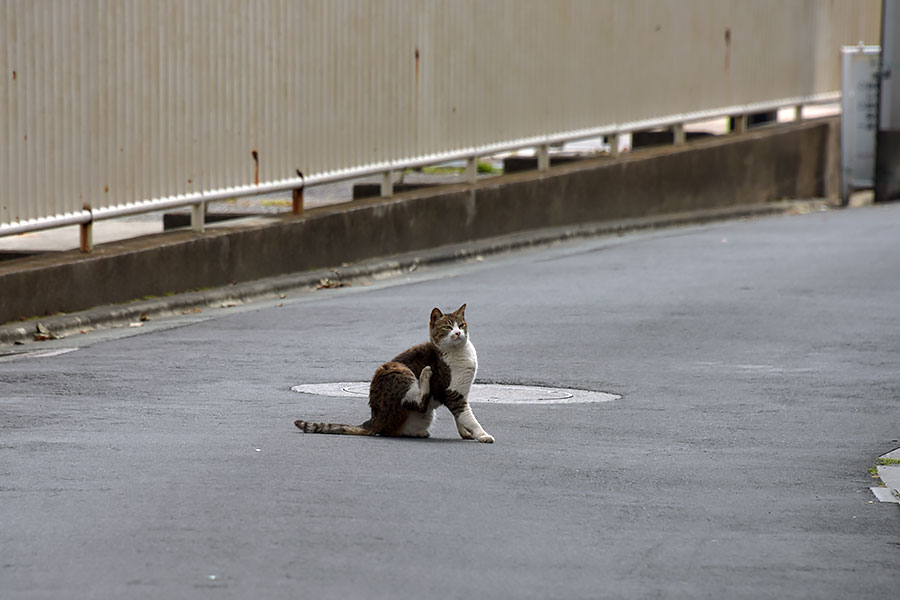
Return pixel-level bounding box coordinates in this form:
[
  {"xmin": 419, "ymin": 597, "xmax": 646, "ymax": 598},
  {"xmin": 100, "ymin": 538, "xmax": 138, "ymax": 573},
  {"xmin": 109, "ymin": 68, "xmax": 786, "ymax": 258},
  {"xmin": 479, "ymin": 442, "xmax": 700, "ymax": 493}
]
[
  {"xmin": 0, "ymin": 200, "xmax": 826, "ymax": 347},
  {"xmin": 0, "ymin": 119, "xmax": 841, "ymax": 325}
]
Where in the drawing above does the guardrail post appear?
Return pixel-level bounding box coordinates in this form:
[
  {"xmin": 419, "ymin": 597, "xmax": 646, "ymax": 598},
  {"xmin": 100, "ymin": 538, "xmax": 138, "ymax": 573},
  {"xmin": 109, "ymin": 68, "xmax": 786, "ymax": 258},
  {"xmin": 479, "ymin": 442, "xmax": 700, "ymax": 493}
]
[
  {"xmin": 673, "ymin": 123, "xmax": 686, "ymax": 145},
  {"xmin": 79, "ymin": 204, "xmax": 93, "ymax": 253},
  {"xmin": 732, "ymin": 114, "xmax": 748, "ymax": 134},
  {"xmin": 381, "ymin": 171, "xmax": 393, "ymax": 197},
  {"xmin": 794, "ymin": 104, "xmax": 804, "ymax": 122},
  {"xmin": 466, "ymin": 157, "xmax": 478, "ymax": 183},
  {"xmin": 608, "ymin": 133, "xmax": 620, "ymax": 158},
  {"xmin": 191, "ymin": 202, "xmax": 206, "ymax": 233},
  {"xmin": 292, "ymin": 188, "xmax": 304, "ymax": 215},
  {"xmin": 536, "ymin": 144, "xmax": 550, "ymax": 171}
]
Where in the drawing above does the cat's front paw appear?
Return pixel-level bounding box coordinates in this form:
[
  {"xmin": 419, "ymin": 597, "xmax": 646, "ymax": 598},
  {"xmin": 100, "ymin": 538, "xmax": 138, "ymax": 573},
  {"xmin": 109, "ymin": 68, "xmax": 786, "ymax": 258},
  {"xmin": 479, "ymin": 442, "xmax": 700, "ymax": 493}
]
[{"xmin": 476, "ymin": 433, "xmax": 494, "ymax": 443}]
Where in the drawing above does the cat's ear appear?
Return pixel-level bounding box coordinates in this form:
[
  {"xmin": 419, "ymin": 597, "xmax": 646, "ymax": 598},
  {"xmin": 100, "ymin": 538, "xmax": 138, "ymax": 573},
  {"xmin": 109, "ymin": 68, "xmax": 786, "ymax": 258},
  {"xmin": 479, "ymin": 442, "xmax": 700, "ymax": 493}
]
[
  {"xmin": 455, "ymin": 303, "xmax": 466, "ymax": 318},
  {"xmin": 430, "ymin": 307, "xmax": 443, "ymax": 325}
]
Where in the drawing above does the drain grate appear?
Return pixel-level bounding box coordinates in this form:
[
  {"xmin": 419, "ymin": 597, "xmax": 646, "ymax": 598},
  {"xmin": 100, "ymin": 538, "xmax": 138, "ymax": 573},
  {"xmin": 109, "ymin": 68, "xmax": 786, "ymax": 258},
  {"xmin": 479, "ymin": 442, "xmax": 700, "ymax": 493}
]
[{"xmin": 290, "ymin": 382, "xmax": 620, "ymax": 405}]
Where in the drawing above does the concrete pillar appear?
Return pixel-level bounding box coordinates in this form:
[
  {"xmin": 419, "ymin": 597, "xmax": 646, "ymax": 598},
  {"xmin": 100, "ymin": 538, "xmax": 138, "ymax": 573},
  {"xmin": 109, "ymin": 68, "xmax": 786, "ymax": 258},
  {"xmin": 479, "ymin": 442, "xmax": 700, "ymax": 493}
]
[
  {"xmin": 608, "ymin": 133, "xmax": 620, "ymax": 158},
  {"xmin": 673, "ymin": 123, "xmax": 686, "ymax": 145},
  {"xmin": 191, "ymin": 202, "xmax": 206, "ymax": 233},
  {"xmin": 536, "ymin": 144, "xmax": 550, "ymax": 171},
  {"xmin": 466, "ymin": 157, "xmax": 478, "ymax": 184},
  {"xmin": 381, "ymin": 171, "xmax": 394, "ymax": 197},
  {"xmin": 876, "ymin": 0, "xmax": 900, "ymax": 202}
]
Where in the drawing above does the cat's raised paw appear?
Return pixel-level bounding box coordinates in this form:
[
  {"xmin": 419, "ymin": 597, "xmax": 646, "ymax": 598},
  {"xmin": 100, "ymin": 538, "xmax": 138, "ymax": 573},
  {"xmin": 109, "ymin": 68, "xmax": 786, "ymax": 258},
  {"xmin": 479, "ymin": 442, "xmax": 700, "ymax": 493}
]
[
  {"xmin": 419, "ymin": 366, "xmax": 432, "ymax": 396},
  {"xmin": 476, "ymin": 433, "xmax": 494, "ymax": 443}
]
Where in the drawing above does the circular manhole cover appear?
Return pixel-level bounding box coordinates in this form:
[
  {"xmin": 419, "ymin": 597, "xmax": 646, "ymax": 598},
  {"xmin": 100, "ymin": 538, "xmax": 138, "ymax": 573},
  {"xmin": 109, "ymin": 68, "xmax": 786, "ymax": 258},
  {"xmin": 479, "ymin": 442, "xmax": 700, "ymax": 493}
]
[{"xmin": 290, "ymin": 382, "xmax": 620, "ymax": 405}]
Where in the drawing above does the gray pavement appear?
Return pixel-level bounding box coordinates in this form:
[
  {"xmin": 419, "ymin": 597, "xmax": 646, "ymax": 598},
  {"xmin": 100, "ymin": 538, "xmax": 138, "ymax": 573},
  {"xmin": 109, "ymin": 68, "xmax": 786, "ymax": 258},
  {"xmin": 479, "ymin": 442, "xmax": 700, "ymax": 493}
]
[{"xmin": 2, "ymin": 203, "xmax": 899, "ymax": 598}]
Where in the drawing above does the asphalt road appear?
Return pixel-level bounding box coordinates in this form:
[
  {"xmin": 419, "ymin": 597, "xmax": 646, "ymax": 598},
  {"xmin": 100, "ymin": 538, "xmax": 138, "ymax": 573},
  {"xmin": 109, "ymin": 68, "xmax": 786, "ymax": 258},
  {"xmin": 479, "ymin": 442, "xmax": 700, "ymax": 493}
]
[{"xmin": 2, "ymin": 203, "xmax": 899, "ymax": 599}]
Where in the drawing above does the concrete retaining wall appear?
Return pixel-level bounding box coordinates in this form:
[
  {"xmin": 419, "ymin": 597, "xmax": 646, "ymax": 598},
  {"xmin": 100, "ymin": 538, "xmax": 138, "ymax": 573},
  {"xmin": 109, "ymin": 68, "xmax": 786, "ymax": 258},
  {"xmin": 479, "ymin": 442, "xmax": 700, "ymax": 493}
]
[{"xmin": 0, "ymin": 118, "xmax": 839, "ymax": 324}]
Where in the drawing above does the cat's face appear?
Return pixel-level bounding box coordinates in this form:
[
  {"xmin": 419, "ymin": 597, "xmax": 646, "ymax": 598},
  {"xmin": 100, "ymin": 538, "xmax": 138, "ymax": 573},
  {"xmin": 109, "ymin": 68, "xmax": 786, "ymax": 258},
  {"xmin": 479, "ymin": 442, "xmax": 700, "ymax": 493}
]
[{"xmin": 430, "ymin": 304, "xmax": 468, "ymax": 348}]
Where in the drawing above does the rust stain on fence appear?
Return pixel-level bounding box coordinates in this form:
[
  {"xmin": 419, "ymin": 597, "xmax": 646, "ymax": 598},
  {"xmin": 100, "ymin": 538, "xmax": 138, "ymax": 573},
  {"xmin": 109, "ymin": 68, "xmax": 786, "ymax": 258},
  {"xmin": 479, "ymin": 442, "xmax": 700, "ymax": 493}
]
[
  {"xmin": 724, "ymin": 28, "xmax": 732, "ymax": 71},
  {"xmin": 251, "ymin": 150, "xmax": 260, "ymax": 185}
]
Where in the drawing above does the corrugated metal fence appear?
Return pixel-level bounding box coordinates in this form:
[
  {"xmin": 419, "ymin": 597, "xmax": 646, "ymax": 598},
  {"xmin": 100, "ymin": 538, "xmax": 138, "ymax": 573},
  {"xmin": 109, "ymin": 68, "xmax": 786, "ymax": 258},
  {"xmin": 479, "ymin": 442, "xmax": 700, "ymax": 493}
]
[{"xmin": 0, "ymin": 0, "xmax": 882, "ymax": 241}]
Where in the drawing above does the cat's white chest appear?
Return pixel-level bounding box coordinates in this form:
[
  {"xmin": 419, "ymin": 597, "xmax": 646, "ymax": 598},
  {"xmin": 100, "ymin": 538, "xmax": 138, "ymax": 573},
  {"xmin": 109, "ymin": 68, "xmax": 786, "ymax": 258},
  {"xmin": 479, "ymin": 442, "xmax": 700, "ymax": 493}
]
[{"xmin": 444, "ymin": 340, "xmax": 478, "ymax": 398}]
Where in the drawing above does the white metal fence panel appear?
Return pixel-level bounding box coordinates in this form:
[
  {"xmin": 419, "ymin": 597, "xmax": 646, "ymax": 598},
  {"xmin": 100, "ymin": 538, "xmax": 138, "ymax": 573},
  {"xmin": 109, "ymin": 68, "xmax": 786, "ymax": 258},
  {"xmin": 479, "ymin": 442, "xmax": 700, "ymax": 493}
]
[{"xmin": 0, "ymin": 0, "xmax": 882, "ymax": 233}]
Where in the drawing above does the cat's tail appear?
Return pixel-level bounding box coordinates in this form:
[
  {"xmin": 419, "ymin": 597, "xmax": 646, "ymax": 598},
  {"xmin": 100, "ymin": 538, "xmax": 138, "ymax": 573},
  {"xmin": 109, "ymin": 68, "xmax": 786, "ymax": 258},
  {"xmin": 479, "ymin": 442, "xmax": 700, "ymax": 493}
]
[{"xmin": 294, "ymin": 419, "xmax": 374, "ymax": 436}]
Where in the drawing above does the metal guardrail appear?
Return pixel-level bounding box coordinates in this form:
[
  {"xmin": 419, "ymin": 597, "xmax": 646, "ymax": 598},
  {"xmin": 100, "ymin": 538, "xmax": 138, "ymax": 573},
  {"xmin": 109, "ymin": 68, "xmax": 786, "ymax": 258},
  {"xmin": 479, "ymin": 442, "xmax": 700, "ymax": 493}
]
[
  {"xmin": 1, "ymin": 91, "xmax": 841, "ymax": 240},
  {"xmin": 0, "ymin": 1, "xmax": 881, "ymax": 251}
]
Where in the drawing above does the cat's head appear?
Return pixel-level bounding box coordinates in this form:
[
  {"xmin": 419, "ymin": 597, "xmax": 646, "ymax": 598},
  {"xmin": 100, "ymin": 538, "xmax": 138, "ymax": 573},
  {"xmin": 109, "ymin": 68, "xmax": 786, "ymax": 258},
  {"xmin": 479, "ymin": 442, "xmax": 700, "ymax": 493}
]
[{"xmin": 430, "ymin": 304, "xmax": 469, "ymax": 349}]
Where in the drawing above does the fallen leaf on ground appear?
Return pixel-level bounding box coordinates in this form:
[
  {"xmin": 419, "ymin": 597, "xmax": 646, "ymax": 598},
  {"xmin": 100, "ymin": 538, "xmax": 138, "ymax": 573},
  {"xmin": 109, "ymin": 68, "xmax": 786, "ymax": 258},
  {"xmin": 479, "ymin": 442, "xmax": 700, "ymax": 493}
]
[
  {"xmin": 317, "ymin": 278, "xmax": 349, "ymax": 289},
  {"xmin": 34, "ymin": 323, "xmax": 59, "ymax": 341}
]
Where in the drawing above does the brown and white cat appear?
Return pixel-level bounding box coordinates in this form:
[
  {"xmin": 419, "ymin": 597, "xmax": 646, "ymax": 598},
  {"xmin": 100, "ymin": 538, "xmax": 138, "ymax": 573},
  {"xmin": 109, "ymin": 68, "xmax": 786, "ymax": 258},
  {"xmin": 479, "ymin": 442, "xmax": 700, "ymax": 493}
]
[{"xmin": 294, "ymin": 304, "xmax": 493, "ymax": 443}]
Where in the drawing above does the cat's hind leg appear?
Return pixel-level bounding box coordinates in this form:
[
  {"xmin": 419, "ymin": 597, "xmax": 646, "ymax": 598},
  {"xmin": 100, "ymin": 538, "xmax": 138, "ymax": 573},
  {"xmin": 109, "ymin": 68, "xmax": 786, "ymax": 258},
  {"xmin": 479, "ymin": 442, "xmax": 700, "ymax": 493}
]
[
  {"xmin": 369, "ymin": 363, "xmax": 432, "ymax": 437},
  {"xmin": 398, "ymin": 367, "xmax": 434, "ymax": 437}
]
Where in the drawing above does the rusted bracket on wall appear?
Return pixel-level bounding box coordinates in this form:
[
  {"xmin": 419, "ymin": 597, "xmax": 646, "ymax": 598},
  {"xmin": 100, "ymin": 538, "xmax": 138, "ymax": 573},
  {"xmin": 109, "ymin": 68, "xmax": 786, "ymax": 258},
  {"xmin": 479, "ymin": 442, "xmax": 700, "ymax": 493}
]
[
  {"xmin": 293, "ymin": 170, "xmax": 305, "ymax": 215},
  {"xmin": 79, "ymin": 204, "xmax": 93, "ymax": 253}
]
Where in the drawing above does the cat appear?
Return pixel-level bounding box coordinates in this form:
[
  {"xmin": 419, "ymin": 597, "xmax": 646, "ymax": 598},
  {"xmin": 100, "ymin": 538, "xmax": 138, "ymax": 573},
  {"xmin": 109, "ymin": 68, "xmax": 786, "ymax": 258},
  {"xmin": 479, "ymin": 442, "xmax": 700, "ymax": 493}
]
[{"xmin": 294, "ymin": 304, "xmax": 494, "ymax": 443}]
